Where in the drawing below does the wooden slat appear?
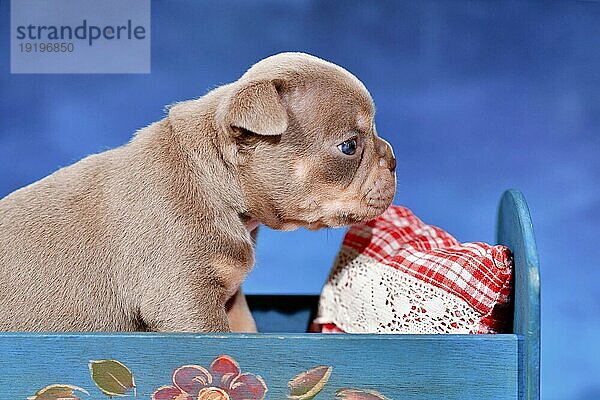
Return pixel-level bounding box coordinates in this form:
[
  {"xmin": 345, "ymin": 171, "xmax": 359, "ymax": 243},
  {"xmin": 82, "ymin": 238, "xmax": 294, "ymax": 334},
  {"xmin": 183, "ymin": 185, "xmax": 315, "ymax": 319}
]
[
  {"xmin": 0, "ymin": 333, "xmax": 521, "ymax": 399},
  {"xmin": 497, "ymin": 189, "xmax": 541, "ymax": 400}
]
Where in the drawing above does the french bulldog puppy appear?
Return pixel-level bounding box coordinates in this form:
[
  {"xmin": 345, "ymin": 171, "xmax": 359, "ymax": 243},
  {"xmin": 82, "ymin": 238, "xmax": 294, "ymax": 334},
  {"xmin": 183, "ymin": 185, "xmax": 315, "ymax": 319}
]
[{"xmin": 0, "ymin": 52, "xmax": 396, "ymax": 332}]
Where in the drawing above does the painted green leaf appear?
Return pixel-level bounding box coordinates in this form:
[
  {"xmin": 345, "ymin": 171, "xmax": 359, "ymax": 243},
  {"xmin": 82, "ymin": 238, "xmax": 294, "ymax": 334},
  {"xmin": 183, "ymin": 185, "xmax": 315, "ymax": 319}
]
[
  {"xmin": 27, "ymin": 384, "xmax": 89, "ymax": 400},
  {"xmin": 89, "ymin": 359, "xmax": 136, "ymax": 397},
  {"xmin": 335, "ymin": 388, "xmax": 389, "ymax": 400},
  {"xmin": 287, "ymin": 365, "xmax": 332, "ymax": 400}
]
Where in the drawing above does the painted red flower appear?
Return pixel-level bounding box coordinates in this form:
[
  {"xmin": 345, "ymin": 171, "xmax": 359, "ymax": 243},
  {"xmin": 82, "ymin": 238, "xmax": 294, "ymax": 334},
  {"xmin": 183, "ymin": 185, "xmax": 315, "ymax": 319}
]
[{"xmin": 152, "ymin": 355, "xmax": 267, "ymax": 400}]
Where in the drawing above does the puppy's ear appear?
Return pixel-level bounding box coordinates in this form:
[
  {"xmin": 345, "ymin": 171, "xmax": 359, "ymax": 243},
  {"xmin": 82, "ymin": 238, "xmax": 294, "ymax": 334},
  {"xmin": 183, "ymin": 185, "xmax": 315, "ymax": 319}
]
[{"xmin": 225, "ymin": 80, "xmax": 288, "ymax": 136}]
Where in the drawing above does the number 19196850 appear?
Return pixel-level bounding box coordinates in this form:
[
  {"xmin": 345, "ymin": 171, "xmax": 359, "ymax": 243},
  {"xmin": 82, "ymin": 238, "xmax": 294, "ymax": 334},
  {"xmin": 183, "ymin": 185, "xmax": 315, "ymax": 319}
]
[{"xmin": 19, "ymin": 42, "xmax": 74, "ymax": 52}]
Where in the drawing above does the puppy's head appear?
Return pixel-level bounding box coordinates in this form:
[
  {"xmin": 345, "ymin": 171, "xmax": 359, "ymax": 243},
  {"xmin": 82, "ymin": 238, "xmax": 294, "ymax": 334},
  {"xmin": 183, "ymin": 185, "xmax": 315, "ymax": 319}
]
[{"xmin": 216, "ymin": 52, "xmax": 396, "ymax": 230}]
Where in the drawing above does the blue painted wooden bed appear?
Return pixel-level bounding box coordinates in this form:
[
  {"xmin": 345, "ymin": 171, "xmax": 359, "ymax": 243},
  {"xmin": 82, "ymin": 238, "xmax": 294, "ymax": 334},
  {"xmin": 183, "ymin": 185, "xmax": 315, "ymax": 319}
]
[{"xmin": 0, "ymin": 189, "xmax": 540, "ymax": 400}]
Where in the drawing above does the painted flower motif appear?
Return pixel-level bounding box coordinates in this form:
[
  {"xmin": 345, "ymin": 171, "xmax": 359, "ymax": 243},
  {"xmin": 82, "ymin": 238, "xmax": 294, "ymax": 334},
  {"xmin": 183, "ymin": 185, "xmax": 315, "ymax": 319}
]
[{"xmin": 152, "ymin": 355, "xmax": 268, "ymax": 400}]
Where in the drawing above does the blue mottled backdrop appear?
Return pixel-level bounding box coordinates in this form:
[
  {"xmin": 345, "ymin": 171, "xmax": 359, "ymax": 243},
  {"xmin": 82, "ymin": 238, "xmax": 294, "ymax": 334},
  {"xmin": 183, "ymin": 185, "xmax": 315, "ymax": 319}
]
[{"xmin": 0, "ymin": 1, "xmax": 598, "ymax": 399}]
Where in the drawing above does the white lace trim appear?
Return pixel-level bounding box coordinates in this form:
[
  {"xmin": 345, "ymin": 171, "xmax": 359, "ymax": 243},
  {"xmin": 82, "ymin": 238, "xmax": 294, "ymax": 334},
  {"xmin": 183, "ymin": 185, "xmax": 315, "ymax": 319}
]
[{"xmin": 315, "ymin": 248, "xmax": 484, "ymax": 334}]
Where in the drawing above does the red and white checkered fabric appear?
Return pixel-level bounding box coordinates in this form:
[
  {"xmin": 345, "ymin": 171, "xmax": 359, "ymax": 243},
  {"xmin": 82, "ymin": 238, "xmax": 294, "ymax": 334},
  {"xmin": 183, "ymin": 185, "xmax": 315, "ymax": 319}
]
[{"xmin": 312, "ymin": 205, "xmax": 513, "ymax": 334}]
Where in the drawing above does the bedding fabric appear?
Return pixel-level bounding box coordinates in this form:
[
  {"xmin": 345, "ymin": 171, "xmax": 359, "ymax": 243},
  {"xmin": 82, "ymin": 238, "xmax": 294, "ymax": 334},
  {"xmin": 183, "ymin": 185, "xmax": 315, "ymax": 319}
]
[{"xmin": 311, "ymin": 206, "xmax": 513, "ymax": 334}]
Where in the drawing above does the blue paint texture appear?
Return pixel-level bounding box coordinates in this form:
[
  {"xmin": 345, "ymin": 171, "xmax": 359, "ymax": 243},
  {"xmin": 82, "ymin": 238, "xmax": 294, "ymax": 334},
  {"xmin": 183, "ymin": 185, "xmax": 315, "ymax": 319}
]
[
  {"xmin": 0, "ymin": 1, "xmax": 598, "ymax": 399},
  {"xmin": 0, "ymin": 333, "xmax": 522, "ymax": 400}
]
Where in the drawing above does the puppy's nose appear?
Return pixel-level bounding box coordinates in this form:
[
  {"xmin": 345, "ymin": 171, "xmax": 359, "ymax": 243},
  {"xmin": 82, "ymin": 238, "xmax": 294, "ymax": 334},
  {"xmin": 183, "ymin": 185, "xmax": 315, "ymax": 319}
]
[
  {"xmin": 376, "ymin": 138, "xmax": 396, "ymax": 172},
  {"xmin": 388, "ymin": 156, "xmax": 396, "ymax": 172}
]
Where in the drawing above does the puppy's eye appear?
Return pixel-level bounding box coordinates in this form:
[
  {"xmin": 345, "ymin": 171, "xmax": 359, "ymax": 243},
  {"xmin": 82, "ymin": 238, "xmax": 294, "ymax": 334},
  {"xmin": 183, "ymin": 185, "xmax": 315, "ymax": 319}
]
[{"xmin": 338, "ymin": 138, "xmax": 357, "ymax": 156}]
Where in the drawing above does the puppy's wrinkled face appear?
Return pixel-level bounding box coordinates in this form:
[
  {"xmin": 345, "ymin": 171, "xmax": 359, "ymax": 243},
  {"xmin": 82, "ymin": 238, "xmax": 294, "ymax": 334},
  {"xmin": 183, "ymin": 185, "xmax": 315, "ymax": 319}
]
[{"xmin": 222, "ymin": 54, "xmax": 396, "ymax": 230}]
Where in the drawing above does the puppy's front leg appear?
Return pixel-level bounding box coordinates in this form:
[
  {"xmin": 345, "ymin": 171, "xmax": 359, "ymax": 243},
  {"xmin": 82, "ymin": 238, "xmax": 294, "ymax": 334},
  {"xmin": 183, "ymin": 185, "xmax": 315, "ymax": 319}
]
[
  {"xmin": 227, "ymin": 288, "xmax": 257, "ymax": 333},
  {"xmin": 226, "ymin": 226, "xmax": 259, "ymax": 333}
]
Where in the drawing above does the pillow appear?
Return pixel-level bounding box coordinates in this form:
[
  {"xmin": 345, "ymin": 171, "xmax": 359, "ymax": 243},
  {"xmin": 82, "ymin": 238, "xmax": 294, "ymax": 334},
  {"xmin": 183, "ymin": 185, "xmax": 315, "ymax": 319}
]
[{"xmin": 311, "ymin": 206, "xmax": 513, "ymax": 334}]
